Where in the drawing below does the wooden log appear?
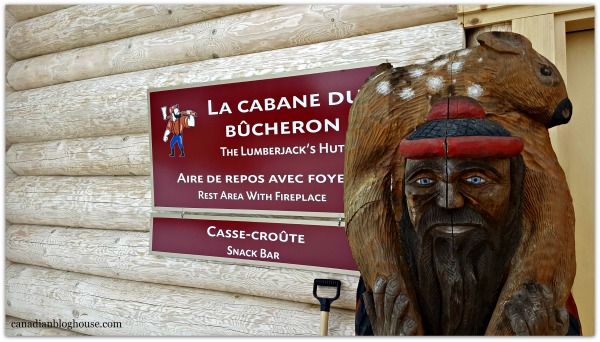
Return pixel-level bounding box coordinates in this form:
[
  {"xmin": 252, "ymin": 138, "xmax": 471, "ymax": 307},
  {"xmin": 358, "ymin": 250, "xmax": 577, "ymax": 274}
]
[
  {"xmin": 6, "ymin": 263, "xmax": 355, "ymax": 336},
  {"xmin": 5, "ymin": 316, "xmax": 87, "ymax": 336},
  {"xmin": 6, "ymin": 134, "xmax": 150, "ymax": 176},
  {"xmin": 6, "ymin": 54, "xmax": 16, "ymax": 77},
  {"xmin": 5, "ymin": 164, "xmax": 17, "ymax": 183},
  {"xmin": 5, "ymin": 5, "xmax": 73, "ymax": 21},
  {"xmin": 6, "ymin": 4, "xmax": 457, "ymax": 90},
  {"xmin": 5, "ymin": 224, "xmax": 360, "ymax": 310},
  {"xmin": 5, "ymin": 84, "xmax": 14, "ymax": 97},
  {"xmin": 5, "ymin": 176, "xmax": 151, "ymax": 231},
  {"xmin": 5, "ymin": 10, "xmax": 17, "ymax": 37},
  {"xmin": 5, "ymin": 53, "xmax": 16, "ymax": 109},
  {"xmin": 6, "ymin": 5, "xmax": 273, "ymax": 60},
  {"xmin": 5, "ymin": 20, "xmax": 464, "ymax": 144}
]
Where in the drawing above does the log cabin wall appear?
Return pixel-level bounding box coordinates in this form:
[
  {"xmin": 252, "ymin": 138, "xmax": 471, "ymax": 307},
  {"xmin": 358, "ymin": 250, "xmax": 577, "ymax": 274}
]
[{"xmin": 4, "ymin": 4, "xmax": 464, "ymax": 336}]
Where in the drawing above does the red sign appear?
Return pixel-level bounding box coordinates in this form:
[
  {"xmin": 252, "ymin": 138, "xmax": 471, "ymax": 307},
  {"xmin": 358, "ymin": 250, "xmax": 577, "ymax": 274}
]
[
  {"xmin": 151, "ymin": 216, "xmax": 358, "ymax": 271},
  {"xmin": 148, "ymin": 65, "xmax": 375, "ymax": 215}
]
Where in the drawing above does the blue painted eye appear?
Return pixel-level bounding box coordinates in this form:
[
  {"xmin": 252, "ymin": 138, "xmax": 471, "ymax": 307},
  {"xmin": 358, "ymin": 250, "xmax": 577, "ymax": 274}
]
[
  {"xmin": 465, "ymin": 176, "xmax": 486, "ymax": 185},
  {"xmin": 416, "ymin": 178, "xmax": 434, "ymax": 185}
]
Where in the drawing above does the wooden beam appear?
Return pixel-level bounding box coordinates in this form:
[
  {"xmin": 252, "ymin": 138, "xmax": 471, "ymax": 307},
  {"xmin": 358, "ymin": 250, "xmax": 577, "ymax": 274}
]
[
  {"xmin": 456, "ymin": 5, "xmax": 507, "ymax": 14},
  {"xmin": 6, "ymin": 134, "xmax": 150, "ymax": 176},
  {"xmin": 6, "ymin": 4, "xmax": 457, "ymax": 90},
  {"xmin": 5, "ymin": 5, "xmax": 73, "ymax": 21},
  {"xmin": 5, "ymin": 176, "xmax": 151, "ymax": 231},
  {"xmin": 458, "ymin": 5, "xmax": 593, "ymax": 28},
  {"xmin": 6, "ymin": 5, "xmax": 273, "ymax": 60},
  {"xmin": 5, "ymin": 224, "xmax": 360, "ymax": 310},
  {"xmin": 5, "ymin": 20, "xmax": 465, "ymax": 144},
  {"xmin": 6, "ymin": 263, "xmax": 355, "ymax": 336},
  {"xmin": 5, "ymin": 316, "xmax": 87, "ymax": 336}
]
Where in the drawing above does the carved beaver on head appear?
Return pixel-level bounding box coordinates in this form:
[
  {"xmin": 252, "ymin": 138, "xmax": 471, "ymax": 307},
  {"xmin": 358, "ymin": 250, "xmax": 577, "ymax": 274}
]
[{"xmin": 344, "ymin": 31, "xmax": 575, "ymax": 335}]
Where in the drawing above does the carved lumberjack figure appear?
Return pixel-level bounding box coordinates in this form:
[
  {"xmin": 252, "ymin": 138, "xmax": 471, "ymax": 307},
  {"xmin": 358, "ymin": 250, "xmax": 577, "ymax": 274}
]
[{"xmin": 344, "ymin": 31, "xmax": 579, "ymax": 335}]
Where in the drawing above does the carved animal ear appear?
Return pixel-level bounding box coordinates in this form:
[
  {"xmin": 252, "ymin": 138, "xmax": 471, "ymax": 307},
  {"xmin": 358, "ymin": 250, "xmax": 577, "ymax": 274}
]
[
  {"xmin": 367, "ymin": 62, "xmax": 393, "ymax": 80},
  {"xmin": 477, "ymin": 31, "xmax": 532, "ymax": 54}
]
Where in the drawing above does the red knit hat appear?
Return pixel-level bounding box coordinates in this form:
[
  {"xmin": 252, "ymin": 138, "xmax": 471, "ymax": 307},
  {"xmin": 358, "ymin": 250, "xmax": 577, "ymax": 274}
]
[{"xmin": 399, "ymin": 96, "xmax": 524, "ymax": 159}]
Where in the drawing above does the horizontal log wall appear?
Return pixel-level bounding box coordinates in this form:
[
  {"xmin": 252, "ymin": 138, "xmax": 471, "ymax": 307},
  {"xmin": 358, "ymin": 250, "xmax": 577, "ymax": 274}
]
[
  {"xmin": 5, "ymin": 165, "xmax": 17, "ymax": 184},
  {"xmin": 5, "ymin": 5, "xmax": 73, "ymax": 21},
  {"xmin": 6, "ymin": 5, "xmax": 273, "ymax": 60},
  {"xmin": 6, "ymin": 20, "xmax": 464, "ymax": 145},
  {"xmin": 5, "ymin": 224, "xmax": 359, "ymax": 310},
  {"xmin": 6, "ymin": 263, "xmax": 355, "ymax": 336},
  {"xmin": 5, "ymin": 176, "xmax": 151, "ymax": 230},
  {"xmin": 5, "ymin": 5, "xmax": 465, "ymax": 336},
  {"xmin": 6, "ymin": 134, "xmax": 150, "ymax": 176},
  {"xmin": 7, "ymin": 4, "xmax": 456, "ymax": 90},
  {"xmin": 5, "ymin": 10, "xmax": 17, "ymax": 36}
]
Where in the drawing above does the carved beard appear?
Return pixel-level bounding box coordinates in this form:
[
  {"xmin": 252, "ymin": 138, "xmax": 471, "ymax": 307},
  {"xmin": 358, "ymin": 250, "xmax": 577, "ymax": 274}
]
[
  {"xmin": 400, "ymin": 157, "xmax": 524, "ymax": 335},
  {"xmin": 405, "ymin": 207, "xmax": 519, "ymax": 335}
]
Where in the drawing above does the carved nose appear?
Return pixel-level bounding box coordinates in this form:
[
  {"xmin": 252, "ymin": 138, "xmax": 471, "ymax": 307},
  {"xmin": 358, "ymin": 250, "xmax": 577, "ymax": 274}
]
[
  {"xmin": 548, "ymin": 98, "xmax": 572, "ymax": 127},
  {"xmin": 437, "ymin": 183, "xmax": 464, "ymax": 209}
]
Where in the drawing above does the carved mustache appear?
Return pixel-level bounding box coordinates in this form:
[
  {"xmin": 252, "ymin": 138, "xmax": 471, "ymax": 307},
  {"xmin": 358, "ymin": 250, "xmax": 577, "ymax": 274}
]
[{"xmin": 418, "ymin": 206, "xmax": 487, "ymax": 235}]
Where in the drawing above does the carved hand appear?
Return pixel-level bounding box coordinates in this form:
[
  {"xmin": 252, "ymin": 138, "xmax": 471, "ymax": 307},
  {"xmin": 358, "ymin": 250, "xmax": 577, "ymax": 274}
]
[
  {"xmin": 363, "ymin": 276, "xmax": 418, "ymax": 335},
  {"xmin": 504, "ymin": 282, "xmax": 569, "ymax": 336}
]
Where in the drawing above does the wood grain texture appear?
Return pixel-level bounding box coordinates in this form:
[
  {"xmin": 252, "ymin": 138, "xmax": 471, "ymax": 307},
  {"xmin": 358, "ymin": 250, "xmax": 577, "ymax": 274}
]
[
  {"xmin": 5, "ymin": 224, "xmax": 360, "ymax": 310},
  {"xmin": 6, "ymin": 4, "xmax": 456, "ymax": 90},
  {"xmin": 6, "ymin": 134, "xmax": 150, "ymax": 176},
  {"xmin": 344, "ymin": 31, "xmax": 575, "ymax": 335},
  {"xmin": 458, "ymin": 4, "xmax": 593, "ymax": 29},
  {"xmin": 5, "ymin": 49, "xmax": 15, "ymax": 143},
  {"xmin": 5, "ymin": 10, "xmax": 17, "ymax": 37},
  {"xmin": 5, "ymin": 5, "xmax": 73, "ymax": 21},
  {"xmin": 6, "ymin": 4, "xmax": 273, "ymax": 60},
  {"xmin": 6, "ymin": 263, "xmax": 355, "ymax": 336},
  {"xmin": 5, "ymin": 20, "xmax": 464, "ymax": 144},
  {"xmin": 5, "ymin": 53, "xmax": 16, "ymax": 113},
  {"xmin": 5, "ymin": 176, "xmax": 151, "ymax": 231},
  {"xmin": 5, "ymin": 164, "xmax": 17, "ymax": 184},
  {"xmin": 6, "ymin": 53, "xmax": 16, "ymax": 77},
  {"xmin": 5, "ymin": 316, "xmax": 87, "ymax": 336}
]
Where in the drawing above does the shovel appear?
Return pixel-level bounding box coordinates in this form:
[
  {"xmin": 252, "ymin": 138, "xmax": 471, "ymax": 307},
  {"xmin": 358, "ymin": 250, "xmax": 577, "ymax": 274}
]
[{"xmin": 313, "ymin": 279, "xmax": 341, "ymax": 336}]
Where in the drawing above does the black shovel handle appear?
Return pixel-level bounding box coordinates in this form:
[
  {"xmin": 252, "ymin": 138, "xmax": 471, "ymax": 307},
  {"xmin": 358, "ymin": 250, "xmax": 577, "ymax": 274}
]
[{"xmin": 313, "ymin": 279, "xmax": 341, "ymax": 312}]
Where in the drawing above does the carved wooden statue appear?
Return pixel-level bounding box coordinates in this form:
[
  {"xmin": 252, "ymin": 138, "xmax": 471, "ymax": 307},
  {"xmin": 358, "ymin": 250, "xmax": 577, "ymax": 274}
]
[{"xmin": 344, "ymin": 32, "xmax": 577, "ymax": 335}]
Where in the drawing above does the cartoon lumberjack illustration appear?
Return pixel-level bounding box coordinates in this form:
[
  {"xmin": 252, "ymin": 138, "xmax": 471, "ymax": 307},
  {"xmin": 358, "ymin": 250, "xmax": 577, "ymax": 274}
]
[{"xmin": 161, "ymin": 104, "xmax": 197, "ymax": 157}]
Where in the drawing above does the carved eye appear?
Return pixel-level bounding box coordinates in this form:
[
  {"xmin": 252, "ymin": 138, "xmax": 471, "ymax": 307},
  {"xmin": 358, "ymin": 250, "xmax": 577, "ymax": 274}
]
[
  {"xmin": 464, "ymin": 176, "xmax": 486, "ymax": 185},
  {"xmin": 540, "ymin": 66, "xmax": 553, "ymax": 76},
  {"xmin": 416, "ymin": 178, "xmax": 434, "ymax": 186}
]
